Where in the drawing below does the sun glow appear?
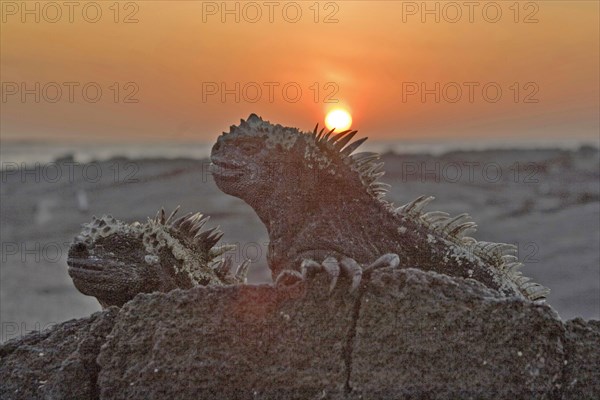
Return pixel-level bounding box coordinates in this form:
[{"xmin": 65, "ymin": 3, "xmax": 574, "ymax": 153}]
[{"xmin": 325, "ymin": 109, "xmax": 352, "ymax": 131}]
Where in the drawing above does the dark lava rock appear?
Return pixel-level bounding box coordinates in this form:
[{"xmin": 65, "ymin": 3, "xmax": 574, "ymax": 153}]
[
  {"xmin": 350, "ymin": 268, "xmax": 565, "ymax": 399},
  {"xmin": 562, "ymin": 318, "xmax": 600, "ymax": 398},
  {"xmin": 0, "ymin": 308, "xmax": 118, "ymax": 400},
  {"xmin": 1, "ymin": 269, "xmax": 599, "ymax": 399},
  {"xmin": 97, "ymin": 274, "xmax": 356, "ymax": 400}
]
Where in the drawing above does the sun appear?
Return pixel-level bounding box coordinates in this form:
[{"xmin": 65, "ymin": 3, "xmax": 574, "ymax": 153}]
[{"xmin": 325, "ymin": 109, "xmax": 352, "ymax": 131}]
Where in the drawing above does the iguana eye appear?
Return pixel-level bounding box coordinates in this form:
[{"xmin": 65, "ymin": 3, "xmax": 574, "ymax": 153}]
[{"xmin": 240, "ymin": 142, "xmax": 259, "ymax": 155}]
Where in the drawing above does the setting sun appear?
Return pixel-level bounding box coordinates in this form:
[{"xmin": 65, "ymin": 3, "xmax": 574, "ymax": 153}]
[{"xmin": 325, "ymin": 109, "xmax": 353, "ymax": 131}]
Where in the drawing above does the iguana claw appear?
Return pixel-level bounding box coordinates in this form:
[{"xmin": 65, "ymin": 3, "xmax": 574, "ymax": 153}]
[
  {"xmin": 300, "ymin": 253, "xmax": 400, "ymax": 293},
  {"xmin": 364, "ymin": 253, "xmax": 400, "ymax": 274}
]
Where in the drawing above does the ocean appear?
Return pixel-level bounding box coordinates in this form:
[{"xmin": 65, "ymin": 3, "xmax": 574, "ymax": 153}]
[{"xmin": 1, "ymin": 138, "xmax": 598, "ymax": 166}]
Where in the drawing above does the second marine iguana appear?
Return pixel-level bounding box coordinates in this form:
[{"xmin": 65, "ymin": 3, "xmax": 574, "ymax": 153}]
[
  {"xmin": 209, "ymin": 114, "xmax": 549, "ymax": 301},
  {"xmin": 67, "ymin": 208, "xmax": 249, "ymax": 307}
]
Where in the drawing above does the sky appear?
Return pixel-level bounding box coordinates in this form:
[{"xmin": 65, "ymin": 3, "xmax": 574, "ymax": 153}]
[{"xmin": 1, "ymin": 1, "xmax": 598, "ymax": 143}]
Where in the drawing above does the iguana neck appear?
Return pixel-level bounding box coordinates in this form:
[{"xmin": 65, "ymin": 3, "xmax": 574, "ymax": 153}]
[
  {"xmin": 244, "ymin": 179, "xmax": 389, "ymax": 250},
  {"xmin": 244, "ymin": 186, "xmax": 315, "ymax": 240}
]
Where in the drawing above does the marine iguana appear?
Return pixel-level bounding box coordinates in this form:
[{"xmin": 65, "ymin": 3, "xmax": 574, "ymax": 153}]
[
  {"xmin": 209, "ymin": 114, "xmax": 549, "ymax": 301},
  {"xmin": 67, "ymin": 208, "xmax": 249, "ymax": 307}
]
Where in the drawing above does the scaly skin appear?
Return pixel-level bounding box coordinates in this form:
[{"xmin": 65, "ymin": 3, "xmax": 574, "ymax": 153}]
[
  {"xmin": 210, "ymin": 114, "xmax": 549, "ymax": 301},
  {"xmin": 67, "ymin": 207, "xmax": 249, "ymax": 307}
]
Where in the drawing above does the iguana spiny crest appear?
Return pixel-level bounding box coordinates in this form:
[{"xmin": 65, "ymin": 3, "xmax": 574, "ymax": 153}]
[
  {"xmin": 210, "ymin": 114, "xmax": 549, "ymax": 301},
  {"xmin": 68, "ymin": 207, "xmax": 249, "ymax": 307}
]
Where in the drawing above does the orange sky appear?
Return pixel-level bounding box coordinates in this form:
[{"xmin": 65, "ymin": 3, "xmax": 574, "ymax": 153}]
[{"xmin": 1, "ymin": 1, "xmax": 598, "ymax": 142}]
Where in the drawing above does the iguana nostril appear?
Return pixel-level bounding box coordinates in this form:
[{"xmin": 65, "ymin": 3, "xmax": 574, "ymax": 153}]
[{"xmin": 72, "ymin": 242, "xmax": 88, "ymax": 254}]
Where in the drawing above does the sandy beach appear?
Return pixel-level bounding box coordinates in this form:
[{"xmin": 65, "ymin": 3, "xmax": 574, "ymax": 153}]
[{"xmin": 1, "ymin": 147, "xmax": 598, "ymax": 342}]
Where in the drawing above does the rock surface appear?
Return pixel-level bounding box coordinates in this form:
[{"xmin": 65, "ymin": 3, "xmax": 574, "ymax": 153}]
[
  {"xmin": 1, "ymin": 268, "xmax": 599, "ymax": 399},
  {"xmin": 0, "ymin": 308, "xmax": 118, "ymax": 400},
  {"xmin": 562, "ymin": 318, "xmax": 600, "ymax": 398},
  {"xmin": 97, "ymin": 274, "xmax": 356, "ymax": 399},
  {"xmin": 350, "ymin": 269, "xmax": 565, "ymax": 399}
]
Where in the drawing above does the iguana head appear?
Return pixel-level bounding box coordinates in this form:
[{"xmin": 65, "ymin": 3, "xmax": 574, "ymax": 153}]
[
  {"xmin": 210, "ymin": 114, "xmax": 390, "ymax": 225},
  {"xmin": 67, "ymin": 208, "xmax": 246, "ymax": 307}
]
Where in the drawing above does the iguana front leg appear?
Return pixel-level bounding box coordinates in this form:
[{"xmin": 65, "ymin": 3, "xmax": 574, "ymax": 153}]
[{"xmin": 275, "ymin": 253, "xmax": 400, "ymax": 292}]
